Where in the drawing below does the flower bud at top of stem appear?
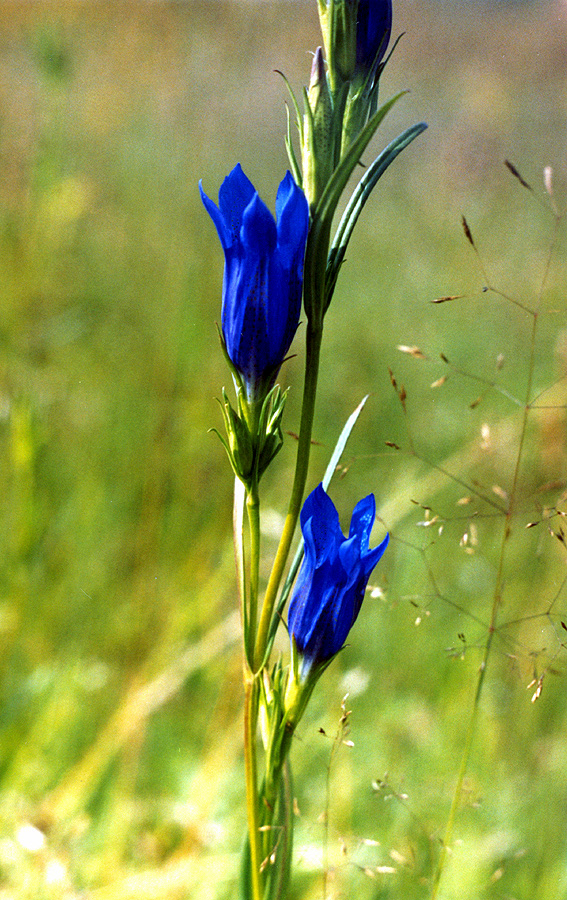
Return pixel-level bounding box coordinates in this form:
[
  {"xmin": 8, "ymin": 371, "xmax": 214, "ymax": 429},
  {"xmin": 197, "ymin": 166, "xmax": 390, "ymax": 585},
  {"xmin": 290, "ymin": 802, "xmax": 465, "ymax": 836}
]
[{"xmin": 302, "ymin": 47, "xmax": 335, "ymax": 209}]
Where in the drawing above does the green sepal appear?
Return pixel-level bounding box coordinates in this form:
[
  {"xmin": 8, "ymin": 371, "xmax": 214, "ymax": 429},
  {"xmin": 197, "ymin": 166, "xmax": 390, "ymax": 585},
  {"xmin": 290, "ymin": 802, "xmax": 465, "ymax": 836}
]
[
  {"xmin": 284, "ymin": 635, "xmax": 335, "ymax": 728},
  {"xmin": 211, "ymin": 388, "xmax": 254, "ymax": 483},
  {"xmin": 212, "ymin": 385, "xmax": 288, "ymax": 490},
  {"xmin": 256, "ymin": 385, "xmax": 287, "ymax": 479},
  {"xmin": 326, "ymin": 120, "xmax": 428, "ymax": 306}
]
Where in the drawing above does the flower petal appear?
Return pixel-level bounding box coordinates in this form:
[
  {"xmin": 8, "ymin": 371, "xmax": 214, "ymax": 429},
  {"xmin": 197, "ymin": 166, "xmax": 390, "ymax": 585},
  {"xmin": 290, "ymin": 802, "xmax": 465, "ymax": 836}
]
[
  {"xmin": 362, "ymin": 532, "xmax": 389, "ymax": 577},
  {"xmin": 276, "ymin": 172, "xmax": 309, "ymax": 270},
  {"xmin": 349, "ymin": 493, "xmax": 376, "ymax": 552},
  {"xmin": 218, "ymin": 163, "xmax": 256, "ymax": 240},
  {"xmin": 300, "ymin": 484, "xmax": 342, "ymax": 565},
  {"xmin": 241, "ymin": 192, "xmax": 277, "ymax": 257},
  {"xmin": 199, "ymin": 181, "xmax": 232, "ymax": 251}
]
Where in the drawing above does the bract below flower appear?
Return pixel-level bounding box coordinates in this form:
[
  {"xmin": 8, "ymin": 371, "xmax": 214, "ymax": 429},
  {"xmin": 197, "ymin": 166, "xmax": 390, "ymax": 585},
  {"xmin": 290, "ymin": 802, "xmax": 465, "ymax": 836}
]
[
  {"xmin": 200, "ymin": 165, "xmax": 309, "ymax": 402},
  {"xmin": 288, "ymin": 483, "xmax": 389, "ymax": 679}
]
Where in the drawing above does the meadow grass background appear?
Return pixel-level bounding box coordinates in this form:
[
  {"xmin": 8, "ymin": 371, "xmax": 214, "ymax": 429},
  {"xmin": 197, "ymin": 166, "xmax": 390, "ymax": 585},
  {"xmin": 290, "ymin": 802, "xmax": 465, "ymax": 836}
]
[{"xmin": 0, "ymin": 1, "xmax": 566, "ymax": 898}]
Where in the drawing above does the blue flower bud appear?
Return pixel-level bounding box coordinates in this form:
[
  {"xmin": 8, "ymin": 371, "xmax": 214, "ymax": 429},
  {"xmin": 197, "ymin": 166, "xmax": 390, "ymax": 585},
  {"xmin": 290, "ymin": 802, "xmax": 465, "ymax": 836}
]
[
  {"xmin": 288, "ymin": 483, "xmax": 389, "ymax": 679},
  {"xmin": 355, "ymin": 0, "xmax": 392, "ymax": 75},
  {"xmin": 200, "ymin": 165, "xmax": 309, "ymax": 402}
]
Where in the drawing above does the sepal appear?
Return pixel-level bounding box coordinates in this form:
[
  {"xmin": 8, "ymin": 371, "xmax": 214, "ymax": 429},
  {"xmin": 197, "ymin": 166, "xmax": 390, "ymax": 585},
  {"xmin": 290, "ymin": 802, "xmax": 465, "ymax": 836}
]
[
  {"xmin": 259, "ymin": 661, "xmax": 287, "ymax": 763},
  {"xmin": 212, "ymin": 384, "xmax": 288, "ymax": 489},
  {"xmin": 256, "ymin": 385, "xmax": 287, "ymax": 480},
  {"xmin": 212, "ymin": 388, "xmax": 255, "ymax": 484},
  {"xmin": 284, "ymin": 634, "xmax": 334, "ymax": 726}
]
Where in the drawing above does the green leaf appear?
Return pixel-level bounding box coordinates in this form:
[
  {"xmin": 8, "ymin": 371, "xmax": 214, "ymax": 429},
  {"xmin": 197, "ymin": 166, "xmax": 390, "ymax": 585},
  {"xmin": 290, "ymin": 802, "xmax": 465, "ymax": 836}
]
[
  {"xmin": 239, "ymin": 763, "xmax": 294, "ymax": 900},
  {"xmin": 303, "ymin": 91, "xmax": 407, "ymax": 323},
  {"xmin": 326, "ymin": 121, "xmax": 428, "ymax": 303},
  {"xmin": 315, "ymin": 90, "xmax": 407, "ymax": 229},
  {"xmin": 262, "ymin": 761, "xmax": 294, "ymax": 900}
]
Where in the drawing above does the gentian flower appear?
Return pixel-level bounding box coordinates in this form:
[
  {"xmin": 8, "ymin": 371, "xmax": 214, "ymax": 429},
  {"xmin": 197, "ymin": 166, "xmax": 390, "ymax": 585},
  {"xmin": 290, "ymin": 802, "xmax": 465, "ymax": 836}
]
[
  {"xmin": 200, "ymin": 165, "xmax": 309, "ymax": 403},
  {"xmin": 356, "ymin": 0, "xmax": 392, "ymax": 74},
  {"xmin": 288, "ymin": 484, "xmax": 389, "ymax": 679},
  {"xmin": 355, "ymin": 0, "xmax": 392, "ymax": 75}
]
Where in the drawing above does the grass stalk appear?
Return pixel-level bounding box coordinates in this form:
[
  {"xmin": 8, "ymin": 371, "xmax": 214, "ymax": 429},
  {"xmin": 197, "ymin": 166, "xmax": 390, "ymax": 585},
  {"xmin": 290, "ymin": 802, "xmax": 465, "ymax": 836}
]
[{"xmin": 431, "ymin": 228, "xmax": 546, "ymax": 897}]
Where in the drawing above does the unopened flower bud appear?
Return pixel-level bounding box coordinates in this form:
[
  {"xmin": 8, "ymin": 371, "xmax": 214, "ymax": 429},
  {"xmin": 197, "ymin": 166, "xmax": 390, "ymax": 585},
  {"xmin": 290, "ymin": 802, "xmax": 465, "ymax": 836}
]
[
  {"xmin": 355, "ymin": 0, "xmax": 392, "ymax": 77},
  {"xmin": 302, "ymin": 47, "xmax": 335, "ymax": 208}
]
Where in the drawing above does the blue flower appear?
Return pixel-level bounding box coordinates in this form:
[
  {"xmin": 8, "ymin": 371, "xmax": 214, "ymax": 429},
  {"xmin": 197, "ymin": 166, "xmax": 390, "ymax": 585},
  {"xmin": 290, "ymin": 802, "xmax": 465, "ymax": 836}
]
[
  {"xmin": 355, "ymin": 0, "xmax": 392, "ymax": 75},
  {"xmin": 200, "ymin": 165, "xmax": 309, "ymax": 402},
  {"xmin": 288, "ymin": 484, "xmax": 389, "ymax": 678}
]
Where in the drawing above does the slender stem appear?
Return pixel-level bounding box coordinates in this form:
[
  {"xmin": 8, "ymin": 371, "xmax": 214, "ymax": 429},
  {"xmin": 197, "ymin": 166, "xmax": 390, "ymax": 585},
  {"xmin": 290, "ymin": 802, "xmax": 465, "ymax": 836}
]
[
  {"xmin": 233, "ymin": 477, "xmax": 248, "ymax": 646},
  {"xmin": 246, "ymin": 486, "xmax": 261, "ymax": 663},
  {"xmin": 253, "ymin": 319, "xmax": 323, "ymax": 671},
  {"xmin": 432, "ymin": 310, "xmax": 539, "ymax": 900},
  {"xmin": 244, "ymin": 671, "xmax": 263, "ymax": 900},
  {"xmin": 430, "ymin": 638, "xmax": 490, "ymax": 900}
]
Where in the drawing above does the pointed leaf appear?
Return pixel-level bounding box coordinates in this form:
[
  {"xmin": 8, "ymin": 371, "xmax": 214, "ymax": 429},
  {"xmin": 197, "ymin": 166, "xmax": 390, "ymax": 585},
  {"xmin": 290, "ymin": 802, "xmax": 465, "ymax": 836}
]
[
  {"xmin": 326, "ymin": 121, "xmax": 427, "ymax": 302},
  {"xmin": 315, "ymin": 91, "xmax": 407, "ymax": 227},
  {"xmin": 262, "ymin": 762, "xmax": 294, "ymax": 900}
]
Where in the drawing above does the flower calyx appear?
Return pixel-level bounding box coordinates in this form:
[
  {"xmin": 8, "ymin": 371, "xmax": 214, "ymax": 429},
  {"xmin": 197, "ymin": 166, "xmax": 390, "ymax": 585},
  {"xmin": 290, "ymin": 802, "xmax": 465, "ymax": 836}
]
[{"xmin": 212, "ymin": 383, "xmax": 288, "ymax": 490}]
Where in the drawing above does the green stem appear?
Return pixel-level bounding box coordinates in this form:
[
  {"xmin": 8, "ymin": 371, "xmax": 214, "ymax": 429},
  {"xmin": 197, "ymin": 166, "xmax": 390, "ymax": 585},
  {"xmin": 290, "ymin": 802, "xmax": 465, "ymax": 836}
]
[
  {"xmin": 246, "ymin": 485, "xmax": 261, "ymax": 664},
  {"xmin": 430, "ymin": 637, "xmax": 491, "ymax": 900},
  {"xmin": 244, "ymin": 672, "xmax": 263, "ymax": 900},
  {"xmin": 233, "ymin": 477, "xmax": 248, "ymax": 649},
  {"xmin": 253, "ymin": 319, "xmax": 323, "ymax": 671}
]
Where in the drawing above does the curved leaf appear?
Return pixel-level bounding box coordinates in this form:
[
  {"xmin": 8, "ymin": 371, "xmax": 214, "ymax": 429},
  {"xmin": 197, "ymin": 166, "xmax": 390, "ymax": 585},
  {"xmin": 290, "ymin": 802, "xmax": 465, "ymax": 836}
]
[{"xmin": 326, "ymin": 121, "xmax": 428, "ymax": 303}]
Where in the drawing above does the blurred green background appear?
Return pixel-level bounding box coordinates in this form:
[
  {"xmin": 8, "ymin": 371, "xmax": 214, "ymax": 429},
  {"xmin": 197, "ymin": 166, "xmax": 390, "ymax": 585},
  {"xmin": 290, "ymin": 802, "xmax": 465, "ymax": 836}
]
[{"xmin": 0, "ymin": 1, "xmax": 566, "ymax": 897}]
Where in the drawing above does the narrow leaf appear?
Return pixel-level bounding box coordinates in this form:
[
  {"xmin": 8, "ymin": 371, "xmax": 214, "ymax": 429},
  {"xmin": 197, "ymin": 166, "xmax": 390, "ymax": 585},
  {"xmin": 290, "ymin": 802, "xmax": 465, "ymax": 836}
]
[
  {"xmin": 316, "ymin": 92, "xmax": 408, "ymax": 231},
  {"xmin": 326, "ymin": 122, "xmax": 427, "ymax": 300},
  {"xmin": 263, "ymin": 762, "xmax": 294, "ymax": 900}
]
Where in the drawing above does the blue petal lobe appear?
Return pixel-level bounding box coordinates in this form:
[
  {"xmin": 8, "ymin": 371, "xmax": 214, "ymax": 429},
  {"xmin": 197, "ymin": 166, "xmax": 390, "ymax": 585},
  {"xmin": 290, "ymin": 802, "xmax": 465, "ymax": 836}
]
[{"xmin": 218, "ymin": 164, "xmax": 256, "ymax": 240}]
